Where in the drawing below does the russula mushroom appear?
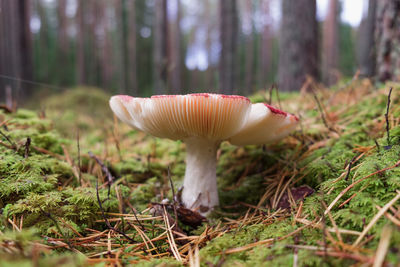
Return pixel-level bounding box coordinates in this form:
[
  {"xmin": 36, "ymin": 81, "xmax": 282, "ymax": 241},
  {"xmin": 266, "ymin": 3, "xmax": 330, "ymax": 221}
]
[{"xmin": 110, "ymin": 94, "xmax": 298, "ymax": 214}]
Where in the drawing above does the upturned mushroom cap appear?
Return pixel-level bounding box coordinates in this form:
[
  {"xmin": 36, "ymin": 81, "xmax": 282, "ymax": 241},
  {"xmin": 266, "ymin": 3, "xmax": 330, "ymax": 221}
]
[
  {"xmin": 228, "ymin": 103, "xmax": 299, "ymax": 146},
  {"xmin": 109, "ymin": 93, "xmax": 251, "ymax": 141}
]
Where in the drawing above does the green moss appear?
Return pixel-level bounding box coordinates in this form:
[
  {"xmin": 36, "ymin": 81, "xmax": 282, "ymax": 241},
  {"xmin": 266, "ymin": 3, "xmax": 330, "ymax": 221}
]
[
  {"xmin": 2, "ymin": 83, "xmax": 400, "ymax": 266},
  {"xmin": 132, "ymin": 258, "xmax": 182, "ymax": 267},
  {"xmin": 0, "ymin": 229, "xmax": 87, "ymax": 267},
  {"xmin": 129, "ymin": 177, "xmax": 160, "ymax": 211}
]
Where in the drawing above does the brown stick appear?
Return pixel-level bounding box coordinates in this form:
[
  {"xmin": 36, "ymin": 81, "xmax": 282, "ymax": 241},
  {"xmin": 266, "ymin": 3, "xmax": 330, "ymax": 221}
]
[
  {"xmin": 89, "ymin": 151, "xmax": 114, "ymax": 198},
  {"xmin": 384, "ymin": 87, "xmax": 393, "ymax": 147},
  {"xmin": 24, "ymin": 137, "xmax": 31, "ymax": 158}
]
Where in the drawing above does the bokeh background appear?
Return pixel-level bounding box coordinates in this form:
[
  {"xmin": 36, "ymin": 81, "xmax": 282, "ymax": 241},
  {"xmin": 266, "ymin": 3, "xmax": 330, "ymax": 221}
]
[{"xmin": 0, "ymin": 0, "xmax": 395, "ymax": 104}]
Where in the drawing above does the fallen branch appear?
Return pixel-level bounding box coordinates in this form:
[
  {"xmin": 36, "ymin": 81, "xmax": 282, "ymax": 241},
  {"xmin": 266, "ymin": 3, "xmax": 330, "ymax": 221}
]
[
  {"xmin": 0, "ymin": 129, "xmax": 16, "ymax": 150},
  {"xmin": 384, "ymin": 87, "xmax": 393, "ymax": 148},
  {"xmin": 24, "ymin": 137, "xmax": 31, "ymax": 158}
]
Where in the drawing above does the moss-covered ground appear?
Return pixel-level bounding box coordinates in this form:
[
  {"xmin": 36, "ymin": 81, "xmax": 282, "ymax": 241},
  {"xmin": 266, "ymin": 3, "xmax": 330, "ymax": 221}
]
[{"xmin": 1, "ymin": 81, "xmax": 400, "ymax": 266}]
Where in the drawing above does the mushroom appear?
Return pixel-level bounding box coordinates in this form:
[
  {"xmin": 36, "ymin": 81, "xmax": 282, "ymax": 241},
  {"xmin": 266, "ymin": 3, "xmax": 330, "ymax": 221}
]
[{"xmin": 110, "ymin": 94, "xmax": 298, "ymax": 214}]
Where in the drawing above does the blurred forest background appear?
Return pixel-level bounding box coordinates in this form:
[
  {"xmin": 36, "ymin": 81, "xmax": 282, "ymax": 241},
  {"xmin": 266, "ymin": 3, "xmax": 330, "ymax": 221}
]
[{"xmin": 0, "ymin": 0, "xmax": 399, "ymax": 104}]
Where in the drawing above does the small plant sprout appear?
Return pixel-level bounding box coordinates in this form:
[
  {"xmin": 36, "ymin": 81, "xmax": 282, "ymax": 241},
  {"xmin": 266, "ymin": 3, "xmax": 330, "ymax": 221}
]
[{"xmin": 110, "ymin": 94, "xmax": 298, "ymax": 214}]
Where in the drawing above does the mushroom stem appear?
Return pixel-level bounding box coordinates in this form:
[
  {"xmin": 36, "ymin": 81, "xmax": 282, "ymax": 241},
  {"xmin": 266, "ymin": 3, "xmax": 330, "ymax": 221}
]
[{"xmin": 182, "ymin": 137, "xmax": 221, "ymax": 213}]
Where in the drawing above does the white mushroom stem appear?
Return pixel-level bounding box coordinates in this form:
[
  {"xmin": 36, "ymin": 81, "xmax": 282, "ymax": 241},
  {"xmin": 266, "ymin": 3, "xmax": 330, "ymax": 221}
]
[{"xmin": 182, "ymin": 137, "xmax": 221, "ymax": 213}]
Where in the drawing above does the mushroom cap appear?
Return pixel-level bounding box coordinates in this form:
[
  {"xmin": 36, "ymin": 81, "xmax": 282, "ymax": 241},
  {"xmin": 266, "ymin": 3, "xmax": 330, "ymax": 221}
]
[
  {"xmin": 109, "ymin": 93, "xmax": 251, "ymax": 141},
  {"xmin": 228, "ymin": 103, "xmax": 299, "ymax": 146}
]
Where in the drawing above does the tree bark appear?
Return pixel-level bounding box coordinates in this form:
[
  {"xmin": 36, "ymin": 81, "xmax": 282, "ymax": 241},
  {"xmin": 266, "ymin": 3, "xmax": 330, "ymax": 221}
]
[
  {"xmin": 358, "ymin": 0, "xmax": 377, "ymax": 77},
  {"xmin": 99, "ymin": 0, "xmax": 113, "ymax": 90},
  {"xmin": 375, "ymin": 0, "xmax": 400, "ymax": 81},
  {"xmin": 0, "ymin": 0, "xmax": 32, "ymax": 102},
  {"xmin": 90, "ymin": 0, "xmax": 99, "ymax": 86},
  {"xmin": 153, "ymin": 0, "xmax": 168, "ymax": 94},
  {"xmin": 259, "ymin": 0, "xmax": 272, "ymax": 89},
  {"xmin": 116, "ymin": 0, "xmax": 129, "ymax": 93},
  {"xmin": 168, "ymin": 0, "xmax": 182, "ymax": 94},
  {"xmin": 57, "ymin": 0, "xmax": 70, "ymax": 85},
  {"xmin": 243, "ymin": 0, "xmax": 255, "ymax": 95},
  {"xmin": 322, "ymin": 0, "xmax": 340, "ymax": 85},
  {"xmin": 204, "ymin": 0, "xmax": 216, "ymax": 89},
  {"xmin": 219, "ymin": 0, "xmax": 238, "ymax": 94},
  {"xmin": 57, "ymin": 0, "xmax": 68, "ymax": 54},
  {"xmin": 17, "ymin": 0, "xmax": 33, "ymax": 98},
  {"xmin": 278, "ymin": 0, "xmax": 318, "ymax": 91},
  {"xmin": 76, "ymin": 0, "xmax": 86, "ymax": 85},
  {"xmin": 127, "ymin": 0, "xmax": 138, "ymax": 95}
]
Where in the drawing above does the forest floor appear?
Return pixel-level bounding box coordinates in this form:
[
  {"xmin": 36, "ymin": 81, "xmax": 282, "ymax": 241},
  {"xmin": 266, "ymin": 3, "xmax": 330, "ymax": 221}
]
[{"xmin": 1, "ymin": 79, "xmax": 400, "ymax": 267}]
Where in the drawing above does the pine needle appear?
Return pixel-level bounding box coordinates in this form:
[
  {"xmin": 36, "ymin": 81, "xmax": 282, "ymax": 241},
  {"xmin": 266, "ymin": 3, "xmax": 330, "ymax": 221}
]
[
  {"xmin": 373, "ymin": 224, "xmax": 392, "ymax": 267},
  {"xmin": 353, "ymin": 191, "xmax": 400, "ymax": 247}
]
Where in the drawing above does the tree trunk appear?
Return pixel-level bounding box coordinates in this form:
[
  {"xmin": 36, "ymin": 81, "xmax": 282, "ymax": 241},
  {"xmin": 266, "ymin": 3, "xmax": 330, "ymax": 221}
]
[
  {"xmin": 0, "ymin": 0, "xmax": 32, "ymax": 102},
  {"xmin": 243, "ymin": 0, "xmax": 254, "ymax": 95},
  {"xmin": 153, "ymin": 0, "xmax": 168, "ymax": 94},
  {"xmin": 205, "ymin": 0, "xmax": 216, "ymax": 89},
  {"xmin": 116, "ymin": 0, "xmax": 129, "ymax": 93},
  {"xmin": 99, "ymin": 0, "xmax": 113, "ymax": 90},
  {"xmin": 17, "ymin": 0, "xmax": 33, "ymax": 98},
  {"xmin": 127, "ymin": 0, "xmax": 138, "ymax": 95},
  {"xmin": 0, "ymin": 1, "xmax": 18, "ymax": 100},
  {"xmin": 86, "ymin": 0, "xmax": 99, "ymax": 86},
  {"xmin": 57, "ymin": 0, "xmax": 68, "ymax": 54},
  {"xmin": 358, "ymin": 0, "xmax": 377, "ymax": 77},
  {"xmin": 278, "ymin": 0, "xmax": 318, "ymax": 91},
  {"xmin": 258, "ymin": 0, "xmax": 272, "ymax": 89},
  {"xmin": 219, "ymin": 0, "xmax": 238, "ymax": 94},
  {"xmin": 76, "ymin": 0, "xmax": 86, "ymax": 85},
  {"xmin": 168, "ymin": 0, "xmax": 182, "ymax": 94},
  {"xmin": 322, "ymin": 0, "xmax": 340, "ymax": 85},
  {"xmin": 375, "ymin": 0, "xmax": 400, "ymax": 81},
  {"xmin": 57, "ymin": 0, "xmax": 70, "ymax": 85}
]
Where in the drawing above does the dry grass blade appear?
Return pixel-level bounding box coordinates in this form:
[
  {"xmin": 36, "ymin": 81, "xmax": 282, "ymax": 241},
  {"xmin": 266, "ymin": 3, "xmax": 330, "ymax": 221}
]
[
  {"xmin": 315, "ymin": 251, "xmax": 373, "ymax": 264},
  {"xmin": 321, "ymin": 201, "xmax": 342, "ymax": 244},
  {"xmin": 194, "ymin": 245, "xmax": 200, "ymax": 267},
  {"xmin": 162, "ymin": 205, "xmax": 182, "ymax": 261},
  {"xmin": 376, "ymin": 205, "xmax": 400, "ymax": 226},
  {"xmin": 373, "ymin": 224, "xmax": 392, "ymax": 267},
  {"xmin": 188, "ymin": 245, "xmax": 200, "ymax": 267},
  {"xmin": 7, "ymin": 218, "xmax": 21, "ymax": 232},
  {"xmin": 295, "ymin": 218, "xmax": 361, "ymax": 236},
  {"xmin": 188, "ymin": 246, "xmax": 194, "ymax": 266},
  {"xmin": 353, "ymin": 191, "xmax": 400, "ymax": 247}
]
